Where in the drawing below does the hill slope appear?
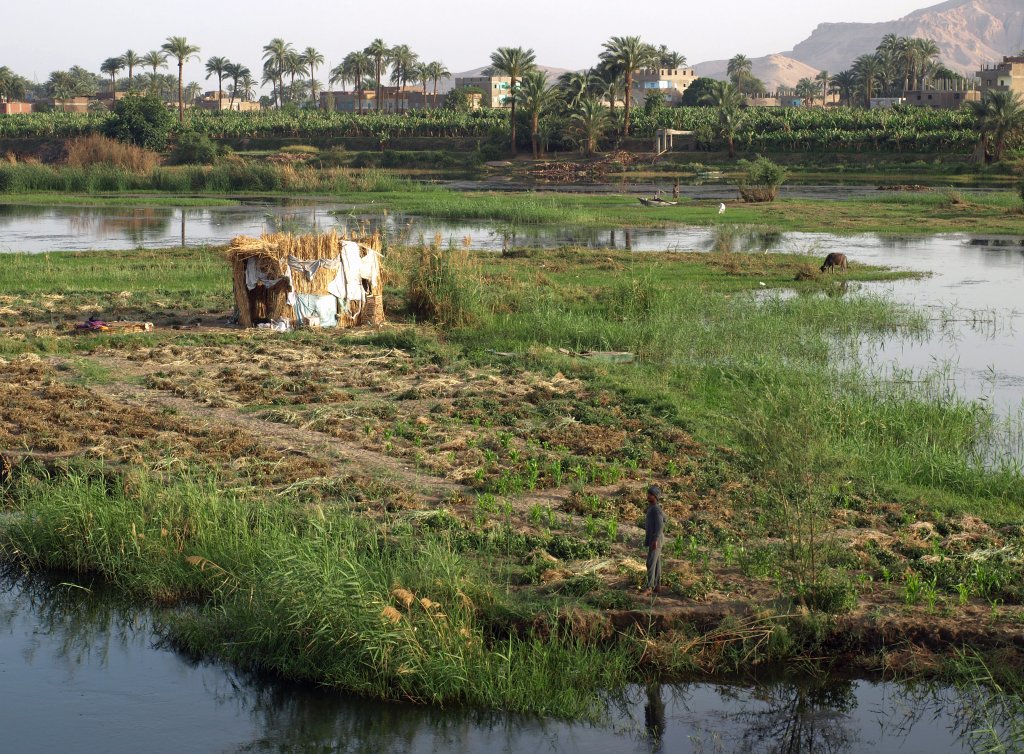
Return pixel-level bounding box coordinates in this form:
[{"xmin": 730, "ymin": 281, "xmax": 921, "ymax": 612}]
[
  {"xmin": 786, "ymin": 0, "xmax": 1024, "ymax": 75},
  {"xmin": 693, "ymin": 54, "xmax": 821, "ymax": 91}
]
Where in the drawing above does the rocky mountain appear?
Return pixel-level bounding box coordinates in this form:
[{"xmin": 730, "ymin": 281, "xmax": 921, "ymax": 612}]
[
  {"xmin": 785, "ymin": 0, "xmax": 1024, "ymax": 76},
  {"xmin": 693, "ymin": 54, "xmax": 822, "ymax": 92}
]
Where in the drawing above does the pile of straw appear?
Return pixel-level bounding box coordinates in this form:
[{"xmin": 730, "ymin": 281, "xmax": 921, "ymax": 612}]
[{"xmin": 225, "ymin": 230, "xmax": 383, "ymax": 328}]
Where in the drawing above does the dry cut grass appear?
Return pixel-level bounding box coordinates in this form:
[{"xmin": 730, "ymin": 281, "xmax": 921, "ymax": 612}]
[{"xmin": 65, "ymin": 134, "xmax": 161, "ymax": 173}]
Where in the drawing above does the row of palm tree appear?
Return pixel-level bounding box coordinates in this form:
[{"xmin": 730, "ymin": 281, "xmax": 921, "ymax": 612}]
[
  {"xmin": 831, "ymin": 36, "xmax": 948, "ymax": 108},
  {"xmin": 260, "ymin": 40, "xmax": 326, "ymax": 108},
  {"xmin": 325, "ymin": 41, "xmax": 449, "ymax": 114},
  {"xmin": 484, "ymin": 37, "xmax": 687, "ymax": 152}
]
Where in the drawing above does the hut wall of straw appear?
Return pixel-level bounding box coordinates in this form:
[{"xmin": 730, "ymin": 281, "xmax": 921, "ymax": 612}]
[{"xmin": 226, "ymin": 231, "xmax": 383, "ymax": 328}]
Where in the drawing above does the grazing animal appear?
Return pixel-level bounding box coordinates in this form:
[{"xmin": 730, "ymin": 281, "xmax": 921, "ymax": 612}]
[
  {"xmin": 718, "ymin": 203, "xmax": 726, "ymax": 215},
  {"xmin": 820, "ymin": 252, "xmax": 848, "ymax": 273}
]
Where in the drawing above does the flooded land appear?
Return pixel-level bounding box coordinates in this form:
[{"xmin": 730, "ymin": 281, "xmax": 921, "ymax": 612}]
[{"xmin": 1, "ymin": 185, "xmax": 1023, "ymax": 752}]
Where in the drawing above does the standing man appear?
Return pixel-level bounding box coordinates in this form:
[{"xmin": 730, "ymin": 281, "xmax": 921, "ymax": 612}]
[{"xmin": 642, "ymin": 485, "xmax": 665, "ymax": 594}]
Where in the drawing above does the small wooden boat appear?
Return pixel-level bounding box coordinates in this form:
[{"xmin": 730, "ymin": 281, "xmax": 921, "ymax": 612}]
[{"xmin": 638, "ymin": 197, "xmax": 678, "ymax": 207}]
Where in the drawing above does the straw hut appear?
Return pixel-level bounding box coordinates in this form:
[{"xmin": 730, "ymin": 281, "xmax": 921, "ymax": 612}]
[{"xmin": 225, "ymin": 231, "xmax": 384, "ymax": 329}]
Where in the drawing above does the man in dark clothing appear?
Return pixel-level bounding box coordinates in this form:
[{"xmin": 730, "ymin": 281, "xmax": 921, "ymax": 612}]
[{"xmin": 642, "ymin": 485, "xmax": 665, "ymax": 593}]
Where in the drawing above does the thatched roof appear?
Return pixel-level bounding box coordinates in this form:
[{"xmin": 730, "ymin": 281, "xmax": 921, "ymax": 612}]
[{"xmin": 226, "ymin": 230, "xmax": 384, "ymax": 328}]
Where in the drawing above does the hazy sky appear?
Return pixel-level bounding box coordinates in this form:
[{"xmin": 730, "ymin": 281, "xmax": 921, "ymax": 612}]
[{"xmin": 7, "ymin": 0, "xmax": 934, "ymax": 87}]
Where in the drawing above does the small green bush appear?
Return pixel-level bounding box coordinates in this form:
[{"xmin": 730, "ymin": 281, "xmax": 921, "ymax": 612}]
[
  {"xmin": 170, "ymin": 132, "xmax": 220, "ymax": 165},
  {"xmin": 737, "ymin": 156, "xmax": 787, "ymax": 202},
  {"xmin": 103, "ymin": 94, "xmax": 174, "ymax": 151}
]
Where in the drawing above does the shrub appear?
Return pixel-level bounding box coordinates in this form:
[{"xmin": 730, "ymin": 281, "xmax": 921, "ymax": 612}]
[
  {"xmin": 65, "ymin": 134, "xmax": 161, "ymax": 173},
  {"xmin": 103, "ymin": 94, "xmax": 174, "ymax": 151},
  {"xmin": 737, "ymin": 156, "xmax": 787, "ymax": 202},
  {"xmin": 170, "ymin": 132, "xmax": 220, "ymax": 165},
  {"xmin": 407, "ymin": 242, "xmax": 484, "ymax": 328}
]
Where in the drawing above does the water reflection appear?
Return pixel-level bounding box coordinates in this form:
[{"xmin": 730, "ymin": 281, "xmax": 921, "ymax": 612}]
[{"xmin": 3, "ymin": 571, "xmax": 1020, "ymax": 753}]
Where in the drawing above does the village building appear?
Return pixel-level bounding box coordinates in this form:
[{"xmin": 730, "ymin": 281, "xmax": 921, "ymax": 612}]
[
  {"xmin": 0, "ymin": 101, "xmax": 33, "ymax": 114},
  {"xmin": 902, "ymin": 87, "xmax": 980, "ymax": 109},
  {"xmin": 631, "ymin": 67, "xmax": 698, "ymax": 106},
  {"xmin": 454, "ymin": 75, "xmax": 513, "ymax": 108},
  {"xmin": 320, "ymin": 85, "xmax": 465, "ymax": 112},
  {"xmin": 976, "ymin": 56, "xmax": 1024, "ymax": 98},
  {"xmin": 194, "ymin": 91, "xmax": 261, "ymax": 111}
]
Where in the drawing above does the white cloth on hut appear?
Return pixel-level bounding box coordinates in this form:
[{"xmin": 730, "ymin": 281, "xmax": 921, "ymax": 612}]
[
  {"xmin": 245, "ymin": 257, "xmax": 292, "ymax": 291},
  {"xmin": 294, "ymin": 293, "xmax": 338, "ymax": 328},
  {"xmin": 287, "ymin": 255, "xmax": 341, "ymax": 281}
]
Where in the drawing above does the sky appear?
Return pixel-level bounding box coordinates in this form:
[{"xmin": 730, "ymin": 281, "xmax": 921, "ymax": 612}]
[{"xmin": 6, "ymin": 0, "xmax": 936, "ymax": 88}]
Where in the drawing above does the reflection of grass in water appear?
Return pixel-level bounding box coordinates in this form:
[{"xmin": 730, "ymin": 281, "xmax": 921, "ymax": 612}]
[{"xmin": 0, "ymin": 472, "xmax": 637, "ymax": 719}]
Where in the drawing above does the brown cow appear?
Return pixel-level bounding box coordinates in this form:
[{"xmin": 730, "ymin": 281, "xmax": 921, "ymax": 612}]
[{"xmin": 820, "ymin": 252, "xmax": 848, "ymax": 273}]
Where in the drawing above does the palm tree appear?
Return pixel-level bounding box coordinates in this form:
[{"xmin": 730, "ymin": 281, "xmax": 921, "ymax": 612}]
[
  {"xmin": 423, "ymin": 61, "xmax": 450, "ymax": 108},
  {"xmin": 364, "ymin": 39, "xmax": 392, "ymax": 112},
  {"xmin": 388, "ymin": 44, "xmax": 418, "ymax": 112},
  {"xmin": 795, "ymin": 78, "xmax": 818, "ymax": 106},
  {"xmin": 224, "ymin": 62, "xmax": 249, "ymax": 109},
  {"xmin": 913, "ymin": 38, "xmax": 941, "ymax": 90},
  {"xmin": 815, "ymin": 70, "xmax": 830, "ymax": 105},
  {"xmin": 100, "ymin": 57, "xmax": 124, "ymax": 93},
  {"xmin": 830, "ymin": 70, "xmax": 856, "ymax": 106},
  {"xmin": 184, "ymin": 81, "xmax": 202, "ymax": 104},
  {"xmin": 968, "ymin": 90, "xmax": 1024, "ymax": 163},
  {"xmin": 727, "ymin": 54, "xmax": 753, "ymax": 83},
  {"xmin": 46, "ymin": 71, "xmax": 77, "ymax": 111},
  {"xmin": 122, "ymin": 50, "xmax": 142, "ymax": 89},
  {"xmin": 852, "ymin": 53, "xmax": 884, "ymax": 108},
  {"xmin": 283, "ymin": 50, "xmax": 304, "ymax": 103},
  {"xmin": 656, "ymin": 45, "xmax": 687, "ymax": 69},
  {"xmin": 262, "ymin": 38, "xmax": 294, "ymax": 107},
  {"xmin": 237, "ymin": 73, "xmax": 256, "ymax": 102},
  {"xmin": 488, "ymin": 46, "xmax": 537, "ymax": 152},
  {"xmin": 415, "ymin": 63, "xmax": 430, "ymax": 110},
  {"xmin": 568, "ymin": 96, "xmax": 609, "ymax": 156},
  {"xmin": 142, "ymin": 50, "xmax": 168, "ymax": 95},
  {"xmin": 161, "ymin": 36, "xmax": 201, "ymax": 122},
  {"xmin": 599, "ymin": 36, "xmax": 657, "ymax": 136},
  {"xmin": 205, "ymin": 56, "xmax": 230, "ymax": 103},
  {"xmin": 0, "ymin": 66, "xmax": 28, "ymax": 101},
  {"xmin": 516, "ymin": 70, "xmax": 558, "ymax": 158},
  {"xmin": 301, "ymin": 47, "xmax": 324, "ymax": 106},
  {"xmin": 342, "ymin": 51, "xmax": 371, "ymax": 114},
  {"xmin": 558, "ymin": 69, "xmax": 599, "ymax": 109},
  {"xmin": 699, "ymin": 80, "xmax": 745, "ymax": 158}
]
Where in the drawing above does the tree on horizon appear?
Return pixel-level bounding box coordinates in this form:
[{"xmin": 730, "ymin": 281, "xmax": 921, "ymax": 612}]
[
  {"xmin": 161, "ymin": 36, "xmax": 201, "ymax": 122},
  {"xmin": 600, "ymin": 36, "xmax": 657, "ymax": 136},
  {"xmin": 488, "ymin": 46, "xmax": 537, "ymax": 153}
]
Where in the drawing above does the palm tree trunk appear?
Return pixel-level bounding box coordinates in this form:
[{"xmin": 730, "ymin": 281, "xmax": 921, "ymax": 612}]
[
  {"xmin": 218, "ymin": 74, "xmax": 223, "ymax": 104},
  {"xmin": 624, "ymin": 73, "xmax": 632, "ymax": 136},
  {"xmin": 510, "ymin": 77, "xmax": 517, "ymax": 153},
  {"xmin": 433, "ymin": 78, "xmax": 438, "ymax": 108},
  {"xmin": 727, "ymin": 134, "xmax": 735, "ymax": 159},
  {"xmin": 177, "ymin": 62, "xmax": 184, "ymax": 123},
  {"xmin": 532, "ymin": 113, "xmax": 539, "ymax": 158}
]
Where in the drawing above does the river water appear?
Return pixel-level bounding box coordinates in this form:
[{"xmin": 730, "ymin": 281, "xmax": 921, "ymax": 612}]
[{"xmin": 1, "ymin": 574, "xmax": 1010, "ymax": 754}]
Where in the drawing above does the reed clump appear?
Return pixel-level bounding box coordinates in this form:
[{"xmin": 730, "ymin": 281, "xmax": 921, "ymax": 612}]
[
  {"xmin": 65, "ymin": 134, "xmax": 161, "ymax": 173},
  {"xmin": 406, "ymin": 240, "xmax": 486, "ymax": 328},
  {"xmin": 0, "ymin": 468, "xmax": 638, "ymax": 718}
]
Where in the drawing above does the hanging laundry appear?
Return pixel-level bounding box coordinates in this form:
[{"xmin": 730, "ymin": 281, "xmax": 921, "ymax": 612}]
[
  {"xmin": 245, "ymin": 257, "xmax": 291, "ymax": 291},
  {"xmin": 287, "ymin": 255, "xmax": 341, "ymax": 281},
  {"xmin": 294, "ymin": 293, "xmax": 339, "ymax": 328}
]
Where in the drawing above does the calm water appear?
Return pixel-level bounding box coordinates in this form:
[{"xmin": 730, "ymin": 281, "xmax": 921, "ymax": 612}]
[{"xmin": 0, "ymin": 574, "xmax": 1008, "ymax": 754}]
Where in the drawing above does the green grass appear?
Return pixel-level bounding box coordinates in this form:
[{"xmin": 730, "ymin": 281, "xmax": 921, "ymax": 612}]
[{"xmin": 0, "ymin": 469, "xmax": 638, "ymax": 718}]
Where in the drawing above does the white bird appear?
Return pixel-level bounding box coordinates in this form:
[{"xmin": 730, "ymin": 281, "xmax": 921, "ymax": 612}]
[{"xmin": 718, "ymin": 203, "xmax": 726, "ymax": 215}]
